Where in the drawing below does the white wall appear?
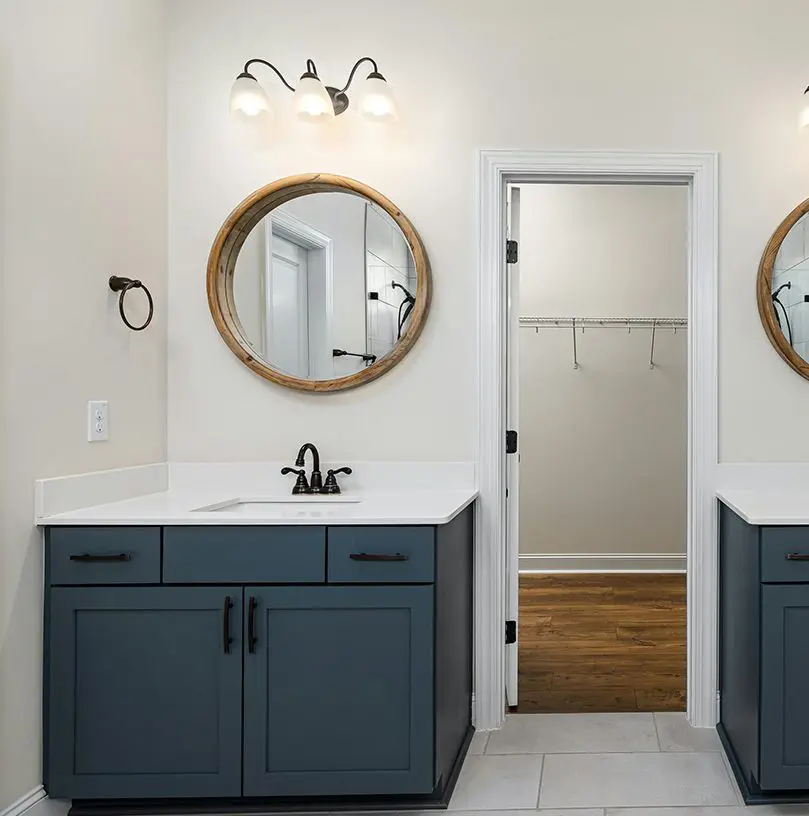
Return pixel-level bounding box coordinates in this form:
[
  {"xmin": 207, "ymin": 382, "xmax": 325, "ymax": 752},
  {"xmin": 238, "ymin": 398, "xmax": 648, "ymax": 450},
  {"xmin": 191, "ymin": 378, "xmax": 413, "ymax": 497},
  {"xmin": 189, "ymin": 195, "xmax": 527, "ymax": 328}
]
[
  {"xmin": 168, "ymin": 0, "xmax": 809, "ymax": 465},
  {"xmin": 0, "ymin": 1, "xmax": 167, "ymax": 807},
  {"xmin": 518, "ymin": 185, "xmax": 687, "ymax": 557}
]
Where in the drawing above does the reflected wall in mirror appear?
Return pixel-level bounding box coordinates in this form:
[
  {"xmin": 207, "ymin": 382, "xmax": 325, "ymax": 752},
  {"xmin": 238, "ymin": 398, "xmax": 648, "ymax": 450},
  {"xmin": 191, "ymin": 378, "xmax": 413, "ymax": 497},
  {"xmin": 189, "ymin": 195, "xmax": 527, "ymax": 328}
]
[
  {"xmin": 233, "ymin": 193, "xmax": 417, "ymax": 379},
  {"xmin": 208, "ymin": 175, "xmax": 431, "ymax": 392},
  {"xmin": 758, "ymin": 197, "xmax": 809, "ymax": 380}
]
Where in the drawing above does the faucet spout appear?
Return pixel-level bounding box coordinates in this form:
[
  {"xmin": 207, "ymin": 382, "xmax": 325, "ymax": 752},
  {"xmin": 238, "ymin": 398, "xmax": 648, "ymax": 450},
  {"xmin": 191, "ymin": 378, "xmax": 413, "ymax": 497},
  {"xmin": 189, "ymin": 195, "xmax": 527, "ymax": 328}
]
[
  {"xmin": 295, "ymin": 443, "xmax": 320, "ymax": 472},
  {"xmin": 295, "ymin": 443, "xmax": 323, "ymax": 492}
]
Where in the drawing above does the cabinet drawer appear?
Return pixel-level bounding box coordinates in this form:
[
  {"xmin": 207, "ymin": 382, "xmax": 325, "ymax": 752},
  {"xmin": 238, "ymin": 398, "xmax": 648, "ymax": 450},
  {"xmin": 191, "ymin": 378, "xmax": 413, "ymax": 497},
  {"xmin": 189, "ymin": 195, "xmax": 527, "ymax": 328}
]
[
  {"xmin": 163, "ymin": 526, "xmax": 325, "ymax": 584},
  {"xmin": 47, "ymin": 527, "xmax": 161, "ymax": 585},
  {"xmin": 761, "ymin": 527, "xmax": 809, "ymax": 582},
  {"xmin": 328, "ymin": 527, "xmax": 434, "ymax": 583}
]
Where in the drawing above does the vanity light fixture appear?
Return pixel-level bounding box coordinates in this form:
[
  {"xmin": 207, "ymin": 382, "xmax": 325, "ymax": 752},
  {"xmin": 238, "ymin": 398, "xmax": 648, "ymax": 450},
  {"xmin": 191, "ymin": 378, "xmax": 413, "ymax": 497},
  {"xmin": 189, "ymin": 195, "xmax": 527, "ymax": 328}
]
[
  {"xmin": 801, "ymin": 86, "xmax": 809, "ymax": 130},
  {"xmin": 229, "ymin": 56, "xmax": 398, "ymax": 123}
]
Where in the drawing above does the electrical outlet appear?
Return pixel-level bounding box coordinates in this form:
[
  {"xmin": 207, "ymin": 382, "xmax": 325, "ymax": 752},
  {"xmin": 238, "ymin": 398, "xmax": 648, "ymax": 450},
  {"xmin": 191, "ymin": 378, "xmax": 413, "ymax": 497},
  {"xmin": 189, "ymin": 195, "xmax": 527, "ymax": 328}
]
[{"xmin": 88, "ymin": 400, "xmax": 108, "ymax": 442}]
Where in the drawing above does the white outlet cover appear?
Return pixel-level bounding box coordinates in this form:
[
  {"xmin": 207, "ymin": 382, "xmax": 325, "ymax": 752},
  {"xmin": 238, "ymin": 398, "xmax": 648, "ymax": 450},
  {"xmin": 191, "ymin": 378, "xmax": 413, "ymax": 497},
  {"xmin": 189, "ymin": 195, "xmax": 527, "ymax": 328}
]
[{"xmin": 88, "ymin": 400, "xmax": 108, "ymax": 442}]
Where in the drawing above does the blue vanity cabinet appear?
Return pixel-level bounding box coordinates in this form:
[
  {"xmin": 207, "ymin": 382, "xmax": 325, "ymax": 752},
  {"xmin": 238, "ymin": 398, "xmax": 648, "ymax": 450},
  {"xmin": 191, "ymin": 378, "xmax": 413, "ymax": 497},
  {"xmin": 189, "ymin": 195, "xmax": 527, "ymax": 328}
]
[
  {"xmin": 46, "ymin": 586, "xmax": 243, "ymax": 799},
  {"xmin": 243, "ymin": 586, "xmax": 435, "ymax": 796},
  {"xmin": 43, "ymin": 507, "xmax": 474, "ymax": 811},
  {"xmin": 719, "ymin": 502, "xmax": 809, "ymax": 803}
]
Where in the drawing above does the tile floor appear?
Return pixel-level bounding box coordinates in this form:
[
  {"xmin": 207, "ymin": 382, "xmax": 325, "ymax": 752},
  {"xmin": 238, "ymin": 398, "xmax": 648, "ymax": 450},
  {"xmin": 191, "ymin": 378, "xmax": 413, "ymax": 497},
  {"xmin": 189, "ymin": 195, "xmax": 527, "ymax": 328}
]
[{"xmin": 433, "ymin": 712, "xmax": 809, "ymax": 815}]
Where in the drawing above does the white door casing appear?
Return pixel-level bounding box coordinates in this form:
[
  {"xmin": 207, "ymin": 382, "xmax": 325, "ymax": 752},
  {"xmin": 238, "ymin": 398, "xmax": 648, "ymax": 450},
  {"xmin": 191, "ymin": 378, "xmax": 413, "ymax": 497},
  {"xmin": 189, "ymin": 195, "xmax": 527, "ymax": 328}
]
[
  {"xmin": 268, "ymin": 213, "xmax": 334, "ymax": 379},
  {"xmin": 477, "ymin": 150, "xmax": 718, "ymax": 731},
  {"xmin": 268, "ymin": 234, "xmax": 310, "ymax": 377}
]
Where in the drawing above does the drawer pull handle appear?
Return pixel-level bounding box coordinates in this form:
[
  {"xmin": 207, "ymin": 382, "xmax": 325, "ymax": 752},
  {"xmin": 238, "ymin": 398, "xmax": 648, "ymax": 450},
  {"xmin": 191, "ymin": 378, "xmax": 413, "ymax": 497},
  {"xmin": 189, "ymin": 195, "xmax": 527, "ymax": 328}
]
[
  {"xmin": 786, "ymin": 553, "xmax": 809, "ymax": 561},
  {"xmin": 223, "ymin": 597, "xmax": 234, "ymax": 655},
  {"xmin": 69, "ymin": 553, "xmax": 131, "ymax": 563},
  {"xmin": 248, "ymin": 596, "xmax": 258, "ymax": 654},
  {"xmin": 349, "ymin": 553, "xmax": 409, "ymax": 562}
]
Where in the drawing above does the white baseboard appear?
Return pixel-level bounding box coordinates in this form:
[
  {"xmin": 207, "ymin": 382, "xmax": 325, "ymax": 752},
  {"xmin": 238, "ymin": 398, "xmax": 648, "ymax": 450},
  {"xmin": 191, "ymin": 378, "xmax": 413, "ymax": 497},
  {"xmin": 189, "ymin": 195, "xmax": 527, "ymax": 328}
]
[
  {"xmin": 35, "ymin": 463, "xmax": 168, "ymax": 521},
  {"xmin": 1, "ymin": 788, "xmax": 69, "ymax": 816},
  {"xmin": 519, "ymin": 552, "xmax": 687, "ymax": 573},
  {"xmin": 1, "ymin": 787, "xmax": 45, "ymax": 816}
]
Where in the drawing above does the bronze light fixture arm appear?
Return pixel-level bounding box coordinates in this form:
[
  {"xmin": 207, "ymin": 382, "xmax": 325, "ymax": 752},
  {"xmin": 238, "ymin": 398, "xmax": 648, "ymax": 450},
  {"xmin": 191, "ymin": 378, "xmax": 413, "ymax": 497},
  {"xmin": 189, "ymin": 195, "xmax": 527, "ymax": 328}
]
[
  {"xmin": 338, "ymin": 57, "xmax": 382, "ymax": 92},
  {"xmin": 239, "ymin": 58, "xmax": 296, "ymax": 92}
]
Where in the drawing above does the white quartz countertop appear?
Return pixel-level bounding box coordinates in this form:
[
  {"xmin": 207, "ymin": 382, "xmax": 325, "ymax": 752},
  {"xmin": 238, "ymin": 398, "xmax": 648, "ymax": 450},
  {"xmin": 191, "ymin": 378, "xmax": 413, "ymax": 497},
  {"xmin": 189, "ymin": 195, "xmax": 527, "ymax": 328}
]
[
  {"xmin": 717, "ymin": 488, "xmax": 809, "ymax": 525},
  {"xmin": 38, "ymin": 488, "xmax": 478, "ymax": 526}
]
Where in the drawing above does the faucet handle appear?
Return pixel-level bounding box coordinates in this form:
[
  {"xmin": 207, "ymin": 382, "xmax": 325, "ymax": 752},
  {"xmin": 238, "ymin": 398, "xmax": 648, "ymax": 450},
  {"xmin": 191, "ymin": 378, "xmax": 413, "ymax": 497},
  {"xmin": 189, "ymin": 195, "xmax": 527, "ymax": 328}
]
[
  {"xmin": 322, "ymin": 467, "xmax": 353, "ymax": 495},
  {"xmin": 281, "ymin": 466, "xmax": 311, "ymax": 495}
]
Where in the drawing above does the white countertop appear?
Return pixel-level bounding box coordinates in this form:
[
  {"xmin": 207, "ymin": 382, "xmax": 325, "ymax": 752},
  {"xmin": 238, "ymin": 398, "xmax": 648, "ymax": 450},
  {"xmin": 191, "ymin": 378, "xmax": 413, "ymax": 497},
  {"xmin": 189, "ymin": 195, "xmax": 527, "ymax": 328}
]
[
  {"xmin": 717, "ymin": 488, "xmax": 809, "ymax": 525},
  {"xmin": 38, "ymin": 488, "xmax": 478, "ymax": 526}
]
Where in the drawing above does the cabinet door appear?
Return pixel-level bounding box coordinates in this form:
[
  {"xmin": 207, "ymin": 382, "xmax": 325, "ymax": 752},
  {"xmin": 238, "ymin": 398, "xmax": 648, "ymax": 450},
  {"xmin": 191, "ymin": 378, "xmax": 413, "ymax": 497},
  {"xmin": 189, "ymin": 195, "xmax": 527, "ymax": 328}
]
[
  {"xmin": 46, "ymin": 587, "xmax": 243, "ymax": 799},
  {"xmin": 243, "ymin": 586, "xmax": 434, "ymax": 797},
  {"xmin": 760, "ymin": 584, "xmax": 809, "ymax": 789}
]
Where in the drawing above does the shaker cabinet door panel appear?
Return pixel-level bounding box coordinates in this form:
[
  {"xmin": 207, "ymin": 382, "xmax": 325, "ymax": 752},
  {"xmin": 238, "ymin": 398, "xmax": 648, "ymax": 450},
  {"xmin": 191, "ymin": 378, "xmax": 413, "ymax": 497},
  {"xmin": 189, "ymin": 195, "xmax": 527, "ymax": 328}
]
[
  {"xmin": 46, "ymin": 587, "xmax": 243, "ymax": 799},
  {"xmin": 760, "ymin": 585, "xmax": 809, "ymax": 790},
  {"xmin": 242, "ymin": 586, "xmax": 435, "ymax": 797}
]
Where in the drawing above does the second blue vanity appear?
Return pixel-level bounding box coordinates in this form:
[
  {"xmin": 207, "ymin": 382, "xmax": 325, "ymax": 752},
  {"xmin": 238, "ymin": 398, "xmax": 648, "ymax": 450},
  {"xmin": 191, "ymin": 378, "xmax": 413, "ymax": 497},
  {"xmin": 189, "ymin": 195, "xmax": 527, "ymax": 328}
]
[
  {"xmin": 42, "ymin": 502, "xmax": 474, "ymax": 814},
  {"xmin": 718, "ymin": 490, "xmax": 809, "ymax": 805}
]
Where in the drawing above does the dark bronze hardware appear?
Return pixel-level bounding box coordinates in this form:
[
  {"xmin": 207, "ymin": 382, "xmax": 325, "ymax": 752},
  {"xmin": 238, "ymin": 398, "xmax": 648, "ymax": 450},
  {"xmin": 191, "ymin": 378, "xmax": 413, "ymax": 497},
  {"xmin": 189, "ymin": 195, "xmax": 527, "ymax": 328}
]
[
  {"xmin": 294, "ymin": 443, "xmax": 323, "ymax": 492},
  {"xmin": 248, "ymin": 596, "xmax": 258, "ymax": 654},
  {"xmin": 281, "ymin": 466, "xmax": 310, "ymax": 494},
  {"xmin": 786, "ymin": 553, "xmax": 809, "ymax": 561},
  {"xmin": 109, "ymin": 276, "xmax": 154, "ymax": 332},
  {"xmin": 69, "ymin": 553, "xmax": 131, "ymax": 563},
  {"xmin": 322, "ymin": 466, "xmax": 353, "ymax": 494},
  {"xmin": 223, "ymin": 597, "xmax": 234, "ymax": 654},
  {"xmin": 349, "ymin": 553, "xmax": 409, "ymax": 562},
  {"xmin": 333, "ymin": 348, "xmax": 377, "ymax": 365}
]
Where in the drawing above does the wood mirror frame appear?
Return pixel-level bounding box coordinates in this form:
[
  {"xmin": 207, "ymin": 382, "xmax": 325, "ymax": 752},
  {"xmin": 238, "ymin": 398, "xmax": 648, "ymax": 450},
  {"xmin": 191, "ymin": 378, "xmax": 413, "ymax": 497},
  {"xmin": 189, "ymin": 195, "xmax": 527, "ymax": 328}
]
[
  {"xmin": 207, "ymin": 174, "xmax": 432, "ymax": 392},
  {"xmin": 758, "ymin": 196, "xmax": 809, "ymax": 380}
]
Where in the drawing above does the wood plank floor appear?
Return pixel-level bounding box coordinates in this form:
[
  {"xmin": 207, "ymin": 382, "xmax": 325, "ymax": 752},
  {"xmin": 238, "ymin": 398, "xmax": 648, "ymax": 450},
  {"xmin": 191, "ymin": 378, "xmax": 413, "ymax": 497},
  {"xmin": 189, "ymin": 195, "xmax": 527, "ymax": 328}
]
[{"xmin": 516, "ymin": 573, "xmax": 686, "ymax": 713}]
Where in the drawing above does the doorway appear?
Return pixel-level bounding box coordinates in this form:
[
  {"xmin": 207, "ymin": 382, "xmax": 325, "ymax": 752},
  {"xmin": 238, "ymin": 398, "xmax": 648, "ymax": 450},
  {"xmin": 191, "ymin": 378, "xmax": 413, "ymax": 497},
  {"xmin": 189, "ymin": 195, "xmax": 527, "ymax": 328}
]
[
  {"xmin": 508, "ymin": 182, "xmax": 688, "ymax": 713},
  {"xmin": 475, "ymin": 151, "xmax": 718, "ymax": 732}
]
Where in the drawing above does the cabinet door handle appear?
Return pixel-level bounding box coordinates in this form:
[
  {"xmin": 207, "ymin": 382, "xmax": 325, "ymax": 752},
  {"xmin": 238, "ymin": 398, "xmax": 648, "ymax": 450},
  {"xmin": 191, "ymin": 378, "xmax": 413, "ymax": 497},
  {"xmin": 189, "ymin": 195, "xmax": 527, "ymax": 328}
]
[
  {"xmin": 349, "ymin": 553, "xmax": 409, "ymax": 562},
  {"xmin": 223, "ymin": 597, "xmax": 234, "ymax": 654},
  {"xmin": 69, "ymin": 553, "xmax": 131, "ymax": 563},
  {"xmin": 786, "ymin": 553, "xmax": 809, "ymax": 561},
  {"xmin": 248, "ymin": 596, "xmax": 258, "ymax": 654}
]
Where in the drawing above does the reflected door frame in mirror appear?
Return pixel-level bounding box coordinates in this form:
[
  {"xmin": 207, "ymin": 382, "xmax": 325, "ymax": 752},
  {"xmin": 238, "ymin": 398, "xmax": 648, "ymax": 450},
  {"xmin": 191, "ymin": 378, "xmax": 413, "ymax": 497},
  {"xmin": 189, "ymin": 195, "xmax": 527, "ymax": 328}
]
[
  {"xmin": 207, "ymin": 174, "xmax": 431, "ymax": 392},
  {"xmin": 758, "ymin": 196, "xmax": 809, "ymax": 380}
]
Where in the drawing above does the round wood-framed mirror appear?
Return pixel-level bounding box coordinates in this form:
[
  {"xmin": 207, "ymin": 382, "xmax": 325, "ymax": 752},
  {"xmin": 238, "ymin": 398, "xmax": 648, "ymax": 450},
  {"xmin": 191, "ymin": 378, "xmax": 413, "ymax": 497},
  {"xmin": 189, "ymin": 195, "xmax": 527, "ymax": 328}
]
[
  {"xmin": 758, "ymin": 197, "xmax": 809, "ymax": 380},
  {"xmin": 207, "ymin": 174, "xmax": 431, "ymax": 392}
]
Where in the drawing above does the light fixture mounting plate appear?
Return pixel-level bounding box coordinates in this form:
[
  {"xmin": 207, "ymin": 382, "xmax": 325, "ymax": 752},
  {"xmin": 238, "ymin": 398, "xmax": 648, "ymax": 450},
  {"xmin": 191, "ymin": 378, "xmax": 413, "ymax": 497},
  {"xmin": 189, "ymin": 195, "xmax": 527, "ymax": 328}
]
[{"xmin": 326, "ymin": 87, "xmax": 349, "ymax": 115}]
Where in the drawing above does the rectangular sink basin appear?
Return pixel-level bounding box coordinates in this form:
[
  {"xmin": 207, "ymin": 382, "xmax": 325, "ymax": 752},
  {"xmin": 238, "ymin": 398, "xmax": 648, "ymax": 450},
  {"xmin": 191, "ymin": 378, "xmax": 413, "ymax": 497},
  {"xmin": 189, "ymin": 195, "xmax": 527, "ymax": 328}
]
[{"xmin": 193, "ymin": 496, "xmax": 361, "ymax": 513}]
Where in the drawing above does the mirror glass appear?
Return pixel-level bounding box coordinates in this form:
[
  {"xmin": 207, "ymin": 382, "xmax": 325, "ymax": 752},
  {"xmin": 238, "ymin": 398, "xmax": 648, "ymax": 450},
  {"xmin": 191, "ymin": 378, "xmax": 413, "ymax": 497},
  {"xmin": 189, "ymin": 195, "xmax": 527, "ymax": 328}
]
[
  {"xmin": 233, "ymin": 191, "xmax": 418, "ymax": 380},
  {"xmin": 771, "ymin": 213, "xmax": 809, "ymax": 363}
]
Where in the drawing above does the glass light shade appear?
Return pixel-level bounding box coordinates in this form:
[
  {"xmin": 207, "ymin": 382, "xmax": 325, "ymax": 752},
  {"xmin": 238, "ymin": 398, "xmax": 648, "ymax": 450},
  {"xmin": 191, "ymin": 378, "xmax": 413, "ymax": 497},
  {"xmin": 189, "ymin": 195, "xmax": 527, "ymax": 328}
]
[
  {"xmin": 229, "ymin": 75, "xmax": 271, "ymax": 119},
  {"xmin": 800, "ymin": 94, "xmax": 809, "ymax": 130},
  {"xmin": 293, "ymin": 75, "xmax": 335, "ymax": 121},
  {"xmin": 359, "ymin": 76, "xmax": 398, "ymax": 122}
]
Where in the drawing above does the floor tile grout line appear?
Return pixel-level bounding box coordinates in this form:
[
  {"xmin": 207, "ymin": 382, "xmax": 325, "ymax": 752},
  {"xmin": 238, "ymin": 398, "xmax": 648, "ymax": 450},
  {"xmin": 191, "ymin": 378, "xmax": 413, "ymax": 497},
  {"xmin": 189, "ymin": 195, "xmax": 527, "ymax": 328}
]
[
  {"xmin": 535, "ymin": 753, "xmax": 545, "ymax": 809},
  {"xmin": 652, "ymin": 711, "xmax": 662, "ymax": 751}
]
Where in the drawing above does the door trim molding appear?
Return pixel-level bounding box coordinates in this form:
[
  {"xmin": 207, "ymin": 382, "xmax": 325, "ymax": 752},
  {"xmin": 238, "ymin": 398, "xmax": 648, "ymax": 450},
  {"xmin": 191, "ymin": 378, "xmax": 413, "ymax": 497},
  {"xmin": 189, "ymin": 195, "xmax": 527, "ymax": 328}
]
[{"xmin": 476, "ymin": 150, "xmax": 718, "ymax": 730}]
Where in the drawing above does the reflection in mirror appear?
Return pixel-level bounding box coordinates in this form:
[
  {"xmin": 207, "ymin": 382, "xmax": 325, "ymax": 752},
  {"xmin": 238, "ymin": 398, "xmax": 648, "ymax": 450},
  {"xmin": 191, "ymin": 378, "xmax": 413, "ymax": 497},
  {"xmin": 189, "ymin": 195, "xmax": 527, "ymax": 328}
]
[
  {"xmin": 233, "ymin": 191, "xmax": 417, "ymax": 381},
  {"xmin": 771, "ymin": 213, "xmax": 809, "ymax": 363}
]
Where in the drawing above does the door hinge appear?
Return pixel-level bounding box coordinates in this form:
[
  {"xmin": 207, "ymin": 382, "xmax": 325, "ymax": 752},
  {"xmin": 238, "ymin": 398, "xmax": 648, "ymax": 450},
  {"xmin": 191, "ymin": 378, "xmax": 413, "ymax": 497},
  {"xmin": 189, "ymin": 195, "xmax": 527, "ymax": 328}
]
[
  {"xmin": 506, "ymin": 429, "xmax": 518, "ymax": 454},
  {"xmin": 506, "ymin": 240, "xmax": 518, "ymax": 264},
  {"xmin": 505, "ymin": 620, "xmax": 517, "ymax": 644}
]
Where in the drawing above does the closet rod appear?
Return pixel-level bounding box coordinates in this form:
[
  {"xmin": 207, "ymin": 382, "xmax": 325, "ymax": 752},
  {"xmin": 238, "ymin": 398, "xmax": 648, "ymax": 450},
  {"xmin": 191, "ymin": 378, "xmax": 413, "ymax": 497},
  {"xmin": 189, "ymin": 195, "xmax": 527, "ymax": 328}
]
[{"xmin": 520, "ymin": 316, "xmax": 687, "ymax": 328}]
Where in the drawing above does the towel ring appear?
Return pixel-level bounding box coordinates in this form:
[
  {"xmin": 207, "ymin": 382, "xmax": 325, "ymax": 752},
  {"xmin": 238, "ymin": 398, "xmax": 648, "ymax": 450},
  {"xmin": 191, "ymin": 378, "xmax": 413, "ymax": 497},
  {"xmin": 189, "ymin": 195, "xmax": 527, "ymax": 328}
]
[{"xmin": 109, "ymin": 276, "xmax": 154, "ymax": 332}]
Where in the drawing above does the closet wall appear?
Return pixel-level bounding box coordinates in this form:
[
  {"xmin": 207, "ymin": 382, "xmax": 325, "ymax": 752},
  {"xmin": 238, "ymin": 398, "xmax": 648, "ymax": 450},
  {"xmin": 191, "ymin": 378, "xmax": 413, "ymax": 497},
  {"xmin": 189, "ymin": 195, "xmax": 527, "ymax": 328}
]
[{"xmin": 518, "ymin": 184, "xmax": 687, "ymax": 569}]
